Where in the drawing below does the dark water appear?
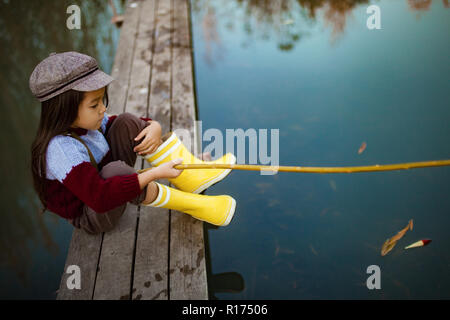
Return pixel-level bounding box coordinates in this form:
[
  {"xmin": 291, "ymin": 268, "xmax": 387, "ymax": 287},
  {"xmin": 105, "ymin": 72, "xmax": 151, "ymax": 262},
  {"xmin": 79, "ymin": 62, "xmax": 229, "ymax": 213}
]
[
  {"xmin": 0, "ymin": 0, "xmax": 125, "ymax": 299},
  {"xmin": 191, "ymin": 0, "xmax": 450, "ymax": 299}
]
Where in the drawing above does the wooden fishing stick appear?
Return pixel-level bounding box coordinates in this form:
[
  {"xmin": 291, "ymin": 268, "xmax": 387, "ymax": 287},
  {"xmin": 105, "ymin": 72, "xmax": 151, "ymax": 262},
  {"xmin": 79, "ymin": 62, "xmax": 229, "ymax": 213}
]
[{"xmin": 137, "ymin": 159, "xmax": 450, "ymax": 174}]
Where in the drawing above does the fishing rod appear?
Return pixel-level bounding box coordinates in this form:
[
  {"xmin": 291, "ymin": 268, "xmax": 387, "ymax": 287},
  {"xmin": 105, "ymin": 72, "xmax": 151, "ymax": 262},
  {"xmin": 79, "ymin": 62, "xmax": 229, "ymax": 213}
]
[{"xmin": 137, "ymin": 159, "xmax": 450, "ymax": 174}]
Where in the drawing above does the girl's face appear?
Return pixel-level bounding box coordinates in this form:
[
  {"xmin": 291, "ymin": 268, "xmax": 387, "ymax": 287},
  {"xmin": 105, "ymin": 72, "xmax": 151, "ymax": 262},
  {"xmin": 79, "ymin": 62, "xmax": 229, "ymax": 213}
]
[{"xmin": 71, "ymin": 87, "xmax": 106, "ymax": 130}]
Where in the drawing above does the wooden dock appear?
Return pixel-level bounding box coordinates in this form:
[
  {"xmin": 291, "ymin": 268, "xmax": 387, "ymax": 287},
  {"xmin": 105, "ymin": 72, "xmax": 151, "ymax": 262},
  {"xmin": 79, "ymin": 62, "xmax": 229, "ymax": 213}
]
[{"xmin": 57, "ymin": 0, "xmax": 208, "ymax": 300}]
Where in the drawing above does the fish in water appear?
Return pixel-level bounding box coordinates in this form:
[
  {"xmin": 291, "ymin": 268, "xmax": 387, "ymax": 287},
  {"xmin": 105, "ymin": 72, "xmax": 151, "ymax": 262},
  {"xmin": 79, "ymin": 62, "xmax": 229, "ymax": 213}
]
[
  {"xmin": 329, "ymin": 179, "xmax": 337, "ymax": 191},
  {"xmin": 381, "ymin": 219, "xmax": 413, "ymax": 256},
  {"xmin": 358, "ymin": 141, "xmax": 367, "ymax": 154},
  {"xmin": 309, "ymin": 244, "xmax": 318, "ymax": 256}
]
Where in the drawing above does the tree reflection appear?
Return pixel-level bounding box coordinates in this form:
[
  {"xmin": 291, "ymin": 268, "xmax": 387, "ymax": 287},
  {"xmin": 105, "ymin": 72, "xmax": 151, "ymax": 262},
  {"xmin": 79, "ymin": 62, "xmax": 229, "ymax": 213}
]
[
  {"xmin": 202, "ymin": 7, "xmax": 224, "ymax": 66},
  {"xmin": 192, "ymin": 0, "xmax": 448, "ymax": 58},
  {"xmin": 408, "ymin": 0, "xmax": 433, "ymax": 10},
  {"xmin": 408, "ymin": 0, "xmax": 449, "ymax": 10},
  {"xmin": 0, "ymin": 0, "xmax": 121, "ymax": 291},
  {"xmin": 192, "ymin": 0, "xmax": 372, "ymax": 55}
]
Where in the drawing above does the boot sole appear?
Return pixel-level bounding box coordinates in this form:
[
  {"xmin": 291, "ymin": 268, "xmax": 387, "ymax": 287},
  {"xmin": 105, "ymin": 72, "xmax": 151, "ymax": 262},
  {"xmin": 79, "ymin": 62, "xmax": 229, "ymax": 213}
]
[
  {"xmin": 221, "ymin": 197, "xmax": 236, "ymax": 226},
  {"xmin": 192, "ymin": 153, "xmax": 237, "ymax": 194}
]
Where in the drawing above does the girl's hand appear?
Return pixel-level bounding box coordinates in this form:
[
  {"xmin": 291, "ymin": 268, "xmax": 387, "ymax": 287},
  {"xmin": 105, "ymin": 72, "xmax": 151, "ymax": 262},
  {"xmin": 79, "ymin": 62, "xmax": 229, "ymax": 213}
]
[
  {"xmin": 154, "ymin": 158, "xmax": 183, "ymax": 179},
  {"xmin": 137, "ymin": 158, "xmax": 183, "ymax": 189},
  {"xmin": 134, "ymin": 120, "xmax": 162, "ymax": 155}
]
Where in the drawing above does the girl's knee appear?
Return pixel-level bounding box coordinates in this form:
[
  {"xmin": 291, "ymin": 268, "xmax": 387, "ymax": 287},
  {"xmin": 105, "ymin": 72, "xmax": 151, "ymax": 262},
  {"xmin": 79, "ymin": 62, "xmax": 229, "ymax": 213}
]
[
  {"xmin": 80, "ymin": 204, "xmax": 127, "ymax": 234},
  {"xmin": 107, "ymin": 113, "xmax": 150, "ymax": 143},
  {"xmin": 115, "ymin": 112, "xmax": 145, "ymax": 128},
  {"xmin": 100, "ymin": 160, "xmax": 135, "ymax": 179},
  {"xmin": 116, "ymin": 112, "xmax": 135, "ymax": 121}
]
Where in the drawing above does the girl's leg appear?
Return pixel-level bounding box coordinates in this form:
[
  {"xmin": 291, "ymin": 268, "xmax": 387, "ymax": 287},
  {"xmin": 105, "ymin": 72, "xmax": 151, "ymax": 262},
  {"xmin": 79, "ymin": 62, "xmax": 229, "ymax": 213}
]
[
  {"xmin": 104, "ymin": 113, "xmax": 164, "ymax": 208},
  {"xmin": 103, "ymin": 112, "xmax": 152, "ymax": 207},
  {"xmin": 75, "ymin": 160, "xmax": 147, "ymax": 234},
  {"xmin": 103, "ymin": 112, "xmax": 210, "ymax": 206},
  {"xmin": 106, "ymin": 112, "xmax": 211, "ymax": 165},
  {"xmin": 105, "ymin": 112, "xmax": 155, "ymax": 166}
]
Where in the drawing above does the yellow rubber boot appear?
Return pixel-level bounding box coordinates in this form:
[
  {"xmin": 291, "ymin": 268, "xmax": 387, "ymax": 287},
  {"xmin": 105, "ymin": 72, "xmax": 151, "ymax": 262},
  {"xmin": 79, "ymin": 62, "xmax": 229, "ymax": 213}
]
[
  {"xmin": 144, "ymin": 182, "xmax": 236, "ymax": 226},
  {"xmin": 144, "ymin": 132, "xmax": 236, "ymax": 194}
]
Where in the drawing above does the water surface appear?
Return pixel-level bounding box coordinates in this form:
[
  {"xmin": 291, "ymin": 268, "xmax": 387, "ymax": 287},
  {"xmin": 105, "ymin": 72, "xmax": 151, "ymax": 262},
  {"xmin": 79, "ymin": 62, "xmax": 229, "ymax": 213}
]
[{"xmin": 190, "ymin": 0, "xmax": 450, "ymax": 299}]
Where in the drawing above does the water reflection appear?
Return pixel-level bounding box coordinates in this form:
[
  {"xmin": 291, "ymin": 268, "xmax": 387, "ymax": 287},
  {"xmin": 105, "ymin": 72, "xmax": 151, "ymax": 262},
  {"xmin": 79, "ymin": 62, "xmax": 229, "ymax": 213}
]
[
  {"xmin": 192, "ymin": 0, "xmax": 373, "ymax": 54},
  {"xmin": 0, "ymin": 0, "xmax": 123, "ymax": 297},
  {"xmin": 202, "ymin": 7, "xmax": 224, "ymax": 66},
  {"xmin": 192, "ymin": 0, "xmax": 449, "ymax": 61},
  {"xmin": 204, "ymin": 224, "xmax": 245, "ymax": 299},
  {"xmin": 408, "ymin": 0, "xmax": 449, "ymax": 10}
]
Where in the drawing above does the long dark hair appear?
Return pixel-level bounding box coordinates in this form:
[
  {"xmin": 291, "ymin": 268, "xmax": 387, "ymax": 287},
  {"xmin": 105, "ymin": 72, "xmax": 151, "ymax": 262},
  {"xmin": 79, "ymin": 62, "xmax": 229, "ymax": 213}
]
[{"xmin": 31, "ymin": 87, "xmax": 109, "ymax": 213}]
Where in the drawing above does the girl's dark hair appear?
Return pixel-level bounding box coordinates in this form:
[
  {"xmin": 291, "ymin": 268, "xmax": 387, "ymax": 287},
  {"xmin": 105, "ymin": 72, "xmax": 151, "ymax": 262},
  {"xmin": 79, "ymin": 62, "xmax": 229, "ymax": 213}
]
[{"xmin": 31, "ymin": 87, "xmax": 109, "ymax": 213}]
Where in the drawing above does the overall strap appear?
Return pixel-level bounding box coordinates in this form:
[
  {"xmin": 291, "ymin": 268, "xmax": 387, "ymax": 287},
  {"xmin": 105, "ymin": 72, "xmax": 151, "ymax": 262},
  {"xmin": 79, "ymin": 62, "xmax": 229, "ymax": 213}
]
[{"xmin": 64, "ymin": 131, "xmax": 99, "ymax": 171}]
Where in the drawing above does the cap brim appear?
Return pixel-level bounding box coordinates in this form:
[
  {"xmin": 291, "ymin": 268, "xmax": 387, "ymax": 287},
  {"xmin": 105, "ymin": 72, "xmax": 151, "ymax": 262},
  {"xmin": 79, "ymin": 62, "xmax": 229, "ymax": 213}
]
[{"xmin": 72, "ymin": 69, "xmax": 114, "ymax": 92}]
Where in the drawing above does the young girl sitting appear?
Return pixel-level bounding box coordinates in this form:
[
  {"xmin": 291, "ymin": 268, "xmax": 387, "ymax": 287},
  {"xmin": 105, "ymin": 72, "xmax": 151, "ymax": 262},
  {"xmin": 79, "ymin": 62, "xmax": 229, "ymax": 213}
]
[{"xmin": 29, "ymin": 51, "xmax": 236, "ymax": 235}]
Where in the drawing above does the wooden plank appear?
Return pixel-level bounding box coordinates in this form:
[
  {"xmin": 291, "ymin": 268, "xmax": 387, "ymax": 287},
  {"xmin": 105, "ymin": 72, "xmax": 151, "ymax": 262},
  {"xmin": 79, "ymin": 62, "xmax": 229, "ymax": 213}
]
[
  {"xmin": 133, "ymin": 179, "xmax": 170, "ymax": 300},
  {"xmin": 108, "ymin": 0, "xmax": 143, "ymax": 114},
  {"xmin": 133, "ymin": 0, "xmax": 173, "ymax": 300},
  {"xmin": 57, "ymin": 231, "xmax": 102, "ymax": 299},
  {"xmin": 57, "ymin": 0, "xmax": 141, "ymax": 300},
  {"xmin": 125, "ymin": 0, "xmax": 155, "ymax": 118},
  {"xmin": 94, "ymin": 0, "xmax": 153, "ymax": 300},
  {"xmin": 169, "ymin": 0, "xmax": 208, "ymax": 300},
  {"xmin": 92, "ymin": 177, "xmax": 140, "ymax": 300},
  {"xmin": 147, "ymin": 0, "xmax": 173, "ymax": 132},
  {"xmin": 130, "ymin": 0, "xmax": 170, "ymax": 301}
]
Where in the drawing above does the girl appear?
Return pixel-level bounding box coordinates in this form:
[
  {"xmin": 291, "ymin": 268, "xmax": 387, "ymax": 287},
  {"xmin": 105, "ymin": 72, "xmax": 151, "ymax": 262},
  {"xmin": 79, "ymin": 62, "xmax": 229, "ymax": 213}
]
[{"xmin": 29, "ymin": 51, "xmax": 236, "ymax": 234}]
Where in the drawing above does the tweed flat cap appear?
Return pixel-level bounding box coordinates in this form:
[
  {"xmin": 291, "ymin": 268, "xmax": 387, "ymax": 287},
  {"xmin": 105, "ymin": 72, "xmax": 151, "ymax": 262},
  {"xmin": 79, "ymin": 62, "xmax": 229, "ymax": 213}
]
[{"xmin": 29, "ymin": 51, "xmax": 114, "ymax": 102}]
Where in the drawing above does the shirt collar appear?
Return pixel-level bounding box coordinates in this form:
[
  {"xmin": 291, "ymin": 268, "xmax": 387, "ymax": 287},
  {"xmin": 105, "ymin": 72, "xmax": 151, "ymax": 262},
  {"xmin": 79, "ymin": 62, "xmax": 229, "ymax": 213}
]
[{"xmin": 68, "ymin": 126, "xmax": 88, "ymax": 136}]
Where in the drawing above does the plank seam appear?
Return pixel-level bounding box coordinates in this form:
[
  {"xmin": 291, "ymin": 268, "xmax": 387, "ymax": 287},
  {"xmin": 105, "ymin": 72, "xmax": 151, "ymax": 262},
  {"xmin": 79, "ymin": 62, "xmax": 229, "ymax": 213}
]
[
  {"xmin": 122, "ymin": 0, "xmax": 142, "ymax": 113},
  {"xmin": 167, "ymin": 0, "xmax": 174, "ymax": 300},
  {"xmin": 128, "ymin": 1, "xmax": 147, "ymax": 300},
  {"xmin": 186, "ymin": 0, "xmax": 200, "ymax": 125},
  {"xmin": 91, "ymin": 233, "xmax": 104, "ymax": 300},
  {"xmin": 130, "ymin": 161, "xmax": 144, "ymax": 299},
  {"xmin": 145, "ymin": 0, "xmax": 158, "ymax": 130}
]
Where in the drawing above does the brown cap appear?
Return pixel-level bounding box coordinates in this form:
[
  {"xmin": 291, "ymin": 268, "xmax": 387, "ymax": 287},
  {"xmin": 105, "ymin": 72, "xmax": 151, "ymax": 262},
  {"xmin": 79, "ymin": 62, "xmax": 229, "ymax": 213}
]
[{"xmin": 29, "ymin": 51, "xmax": 114, "ymax": 102}]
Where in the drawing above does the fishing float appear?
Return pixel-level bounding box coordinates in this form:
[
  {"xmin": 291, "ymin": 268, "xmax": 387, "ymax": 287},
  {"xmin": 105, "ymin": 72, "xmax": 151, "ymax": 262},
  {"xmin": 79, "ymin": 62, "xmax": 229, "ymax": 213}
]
[{"xmin": 405, "ymin": 239, "xmax": 432, "ymax": 250}]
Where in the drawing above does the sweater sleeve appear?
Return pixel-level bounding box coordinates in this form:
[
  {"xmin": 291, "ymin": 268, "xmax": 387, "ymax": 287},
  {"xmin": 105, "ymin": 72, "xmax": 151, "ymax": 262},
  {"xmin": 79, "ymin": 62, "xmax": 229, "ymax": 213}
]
[
  {"xmin": 46, "ymin": 136, "xmax": 142, "ymax": 213},
  {"xmin": 63, "ymin": 162, "xmax": 141, "ymax": 213}
]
